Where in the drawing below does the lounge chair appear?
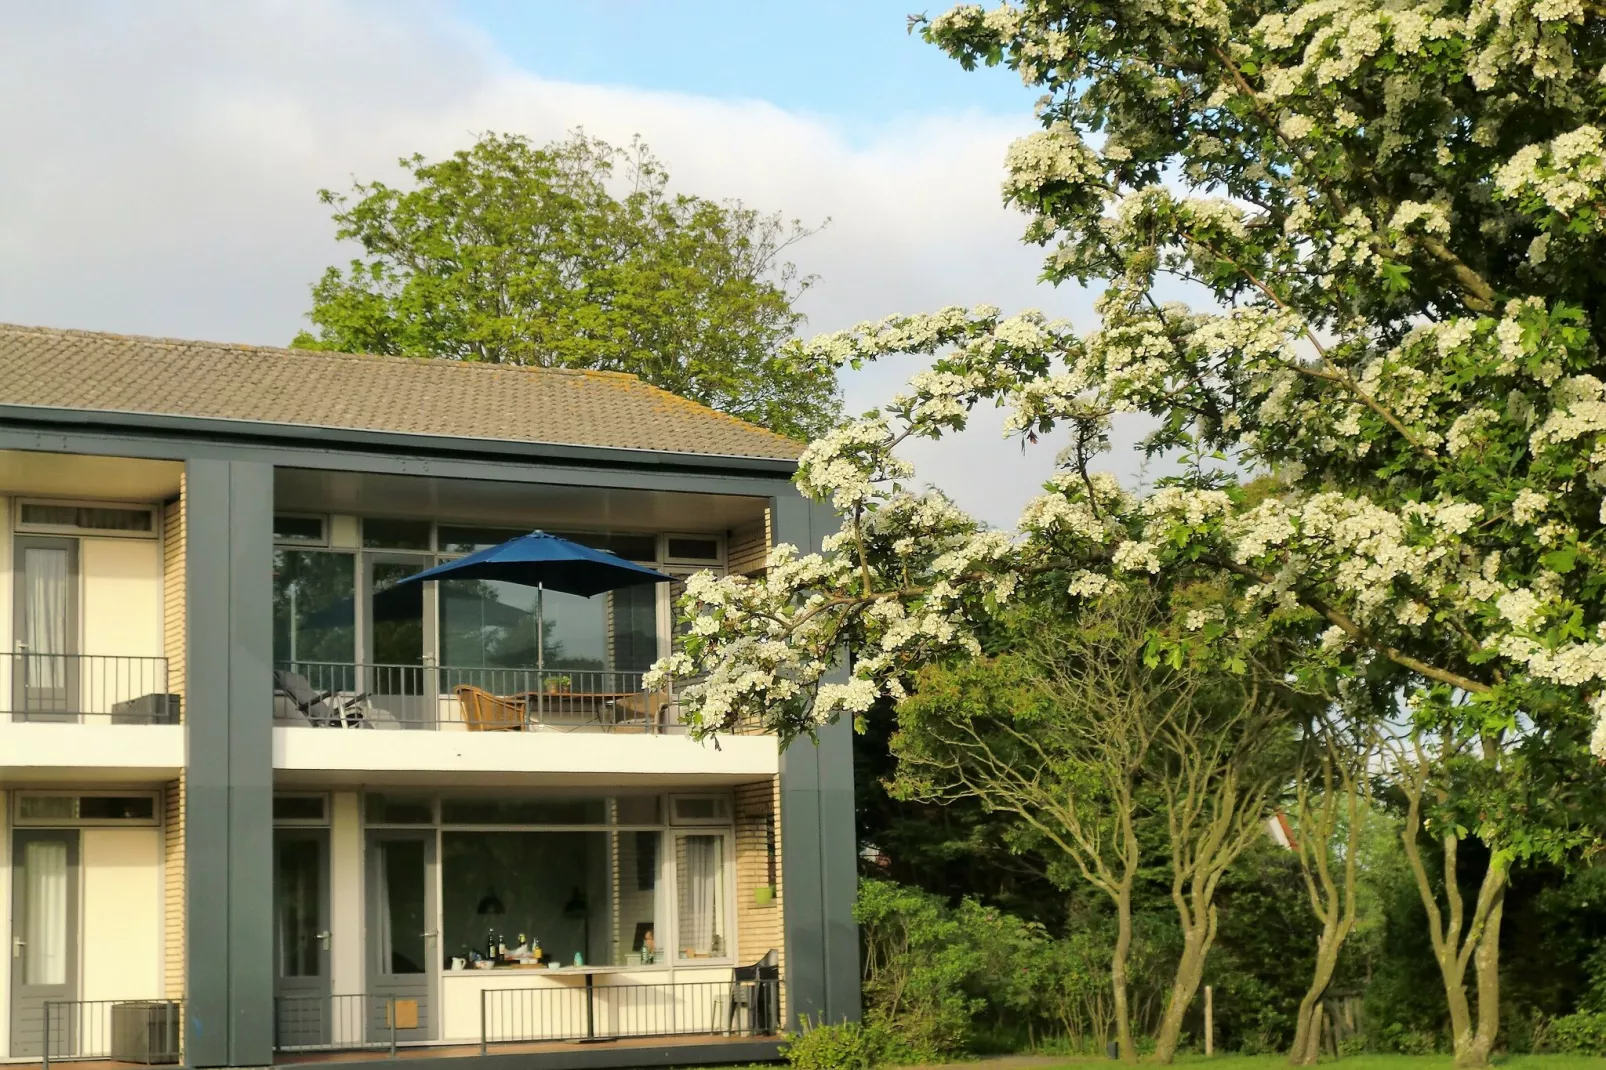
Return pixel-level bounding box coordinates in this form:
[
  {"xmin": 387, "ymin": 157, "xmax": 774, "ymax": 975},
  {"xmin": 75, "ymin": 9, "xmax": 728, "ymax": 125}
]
[
  {"xmin": 454, "ymin": 685, "xmax": 526, "ymax": 731},
  {"xmin": 274, "ymin": 669, "xmax": 368, "ymax": 728}
]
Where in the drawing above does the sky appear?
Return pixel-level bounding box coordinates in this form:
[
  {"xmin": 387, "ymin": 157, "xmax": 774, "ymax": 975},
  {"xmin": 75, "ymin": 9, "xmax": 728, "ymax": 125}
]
[{"xmin": 0, "ymin": 1, "xmax": 1151, "ymax": 527}]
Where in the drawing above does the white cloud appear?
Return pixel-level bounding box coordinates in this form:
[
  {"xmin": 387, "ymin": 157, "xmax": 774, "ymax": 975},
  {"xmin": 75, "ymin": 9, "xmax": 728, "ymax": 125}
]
[{"xmin": 0, "ymin": 0, "xmax": 1141, "ymax": 527}]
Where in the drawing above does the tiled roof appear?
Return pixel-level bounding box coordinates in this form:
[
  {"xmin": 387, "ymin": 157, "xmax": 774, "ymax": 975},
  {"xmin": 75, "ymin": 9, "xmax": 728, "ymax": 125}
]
[{"xmin": 0, "ymin": 324, "xmax": 805, "ymax": 462}]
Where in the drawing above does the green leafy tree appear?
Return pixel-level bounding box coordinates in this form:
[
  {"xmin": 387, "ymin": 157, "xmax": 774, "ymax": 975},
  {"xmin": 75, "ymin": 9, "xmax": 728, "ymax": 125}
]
[
  {"xmin": 653, "ymin": 4, "xmax": 1606, "ymax": 1065},
  {"xmin": 295, "ymin": 131, "xmax": 839, "ymax": 439},
  {"xmin": 892, "ymin": 593, "xmax": 1290, "ymax": 1063}
]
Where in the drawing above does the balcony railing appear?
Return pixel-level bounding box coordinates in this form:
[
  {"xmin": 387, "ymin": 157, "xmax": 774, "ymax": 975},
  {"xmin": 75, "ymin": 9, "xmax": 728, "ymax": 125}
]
[
  {"xmin": 272, "ymin": 977, "xmax": 780, "ymax": 1056},
  {"xmin": 40, "ymin": 999, "xmax": 182, "ymax": 1067},
  {"xmin": 275, "ymin": 662, "xmax": 689, "ymax": 733},
  {"xmin": 1, "ymin": 653, "xmax": 176, "ymax": 724}
]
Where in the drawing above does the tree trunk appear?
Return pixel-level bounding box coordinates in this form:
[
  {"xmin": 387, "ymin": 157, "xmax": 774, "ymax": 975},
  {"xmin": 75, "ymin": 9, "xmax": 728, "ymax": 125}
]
[
  {"xmin": 1289, "ymin": 913, "xmax": 1346, "ymax": 1065},
  {"xmin": 1456, "ymin": 877, "xmax": 1507, "ymax": 1068},
  {"xmin": 1112, "ymin": 882, "xmax": 1137, "ymax": 1063},
  {"xmin": 1154, "ymin": 919, "xmax": 1211, "ymax": 1063}
]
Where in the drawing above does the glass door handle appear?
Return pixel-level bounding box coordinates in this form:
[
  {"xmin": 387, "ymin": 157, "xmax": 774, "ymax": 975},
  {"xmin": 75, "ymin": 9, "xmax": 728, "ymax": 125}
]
[
  {"xmin": 317, "ymin": 931, "xmax": 331, "ymax": 950},
  {"xmin": 421, "ymin": 931, "xmax": 438, "ymax": 940},
  {"xmin": 11, "ymin": 937, "xmax": 24, "ymax": 958}
]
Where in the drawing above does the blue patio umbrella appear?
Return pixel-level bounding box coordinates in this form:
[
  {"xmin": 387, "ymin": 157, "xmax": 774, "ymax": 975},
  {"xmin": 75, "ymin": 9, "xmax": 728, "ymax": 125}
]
[{"xmin": 391, "ymin": 530, "xmax": 672, "ymax": 673}]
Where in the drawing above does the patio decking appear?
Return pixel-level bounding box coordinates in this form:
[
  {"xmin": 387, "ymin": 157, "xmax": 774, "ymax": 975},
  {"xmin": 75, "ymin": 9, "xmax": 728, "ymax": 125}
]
[{"xmin": 10, "ymin": 1033, "xmax": 780, "ymax": 1070}]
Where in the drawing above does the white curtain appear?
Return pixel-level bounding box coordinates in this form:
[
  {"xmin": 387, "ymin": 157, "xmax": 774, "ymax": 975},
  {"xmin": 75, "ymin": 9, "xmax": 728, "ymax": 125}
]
[
  {"xmin": 24, "ymin": 840, "xmax": 68, "ymax": 986},
  {"xmin": 374, "ymin": 844, "xmax": 394, "ymax": 972},
  {"xmin": 23, "ymin": 547, "xmax": 70, "ymax": 690},
  {"xmin": 682, "ymin": 836, "xmax": 724, "ymax": 955}
]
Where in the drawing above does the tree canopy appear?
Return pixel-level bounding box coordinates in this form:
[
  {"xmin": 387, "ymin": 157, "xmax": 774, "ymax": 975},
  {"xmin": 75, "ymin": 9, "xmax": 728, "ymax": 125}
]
[
  {"xmin": 294, "ymin": 131, "xmax": 840, "ymax": 439},
  {"xmin": 649, "ymin": 2, "xmax": 1606, "ymax": 1063}
]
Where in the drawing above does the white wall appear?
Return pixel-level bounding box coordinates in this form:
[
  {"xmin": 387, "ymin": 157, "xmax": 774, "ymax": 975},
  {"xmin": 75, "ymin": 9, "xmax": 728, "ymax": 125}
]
[
  {"xmin": 80, "ymin": 827, "xmax": 163, "ymax": 1003},
  {"xmin": 329, "ymin": 790, "xmax": 364, "ymax": 1049},
  {"xmin": 80, "ymin": 537, "xmax": 162, "ymax": 660},
  {"xmin": 443, "ymin": 964, "xmax": 734, "ymax": 1044}
]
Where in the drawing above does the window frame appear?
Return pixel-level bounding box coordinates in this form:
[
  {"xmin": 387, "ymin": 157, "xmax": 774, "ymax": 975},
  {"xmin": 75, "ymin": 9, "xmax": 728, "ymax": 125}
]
[
  {"xmin": 662, "ymin": 533, "xmax": 725, "ymax": 567},
  {"xmin": 15, "ymin": 498, "xmax": 159, "ymax": 539},
  {"xmin": 12, "ymin": 790, "xmax": 162, "ymax": 827},
  {"xmin": 669, "ymin": 793, "xmax": 733, "ymax": 826},
  {"xmin": 272, "ymin": 513, "xmax": 329, "ymax": 547},
  {"xmin": 670, "ymin": 828, "xmax": 736, "ymax": 964},
  {"xmin": 272, "ymin": 792, "xmax": 331, "ymax": 826}
]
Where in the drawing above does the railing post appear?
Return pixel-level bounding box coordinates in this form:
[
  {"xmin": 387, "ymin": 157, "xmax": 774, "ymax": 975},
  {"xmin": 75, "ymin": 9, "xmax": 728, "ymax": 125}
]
[
  {"xmin": 479, "ymin": 990, "xmax": 488, "ymax": 1055},
  {"xmin": 388, "ymin": 997, "xmax": 397, "ymax": 1058},
  {"xmin": 41, "ymin": 1001, "xmax": 51, "ymax": 1070}
]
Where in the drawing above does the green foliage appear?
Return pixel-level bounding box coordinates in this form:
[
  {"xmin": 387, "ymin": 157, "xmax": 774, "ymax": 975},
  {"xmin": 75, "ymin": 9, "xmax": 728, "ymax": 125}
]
[
  {"xmin": 855, "ymin": 877, "xmax": 988, "ymax": 1058},
  {"xmin": 296, "ymin": 130, "xmax": 840, "ymax": 439},
  {"xmin": 781, "ymin": 1018, "xmax": 896, "ymax": 1070},
  {"xmin": 1547, "ymin": 1012, "xmax": 1606, "ymax": 1056}
]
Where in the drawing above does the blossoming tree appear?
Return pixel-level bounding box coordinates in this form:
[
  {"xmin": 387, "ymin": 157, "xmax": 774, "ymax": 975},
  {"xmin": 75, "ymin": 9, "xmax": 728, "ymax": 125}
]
[{"xmin": 648, "ymin": 2, "xmax": 1606, "ymax": 1064}]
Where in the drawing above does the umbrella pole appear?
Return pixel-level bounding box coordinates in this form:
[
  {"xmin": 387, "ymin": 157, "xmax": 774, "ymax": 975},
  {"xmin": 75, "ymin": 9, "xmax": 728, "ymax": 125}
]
[{"xmin": 536, "ymin": 584, "xmax": 544, "ymax": 724}]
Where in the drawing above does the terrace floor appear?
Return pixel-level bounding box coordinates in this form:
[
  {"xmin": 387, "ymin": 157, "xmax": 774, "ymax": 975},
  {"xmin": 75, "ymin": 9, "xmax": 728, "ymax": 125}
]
[{"xmin": 9, "ymin": 1033, "xmax": 780, "ymax": 1070}]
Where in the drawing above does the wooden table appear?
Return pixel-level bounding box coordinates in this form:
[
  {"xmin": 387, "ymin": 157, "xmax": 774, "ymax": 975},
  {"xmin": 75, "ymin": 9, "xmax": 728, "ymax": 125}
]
[{"xmin": 515, "ymin": 691, "xmax": 636, "ymax": 726}]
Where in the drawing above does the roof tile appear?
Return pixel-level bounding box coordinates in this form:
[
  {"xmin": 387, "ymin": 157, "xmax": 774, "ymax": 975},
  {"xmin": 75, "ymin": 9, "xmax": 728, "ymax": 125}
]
[{"xmin": 0, "ymin": 324, "xmax": 805, "ymax": 462}]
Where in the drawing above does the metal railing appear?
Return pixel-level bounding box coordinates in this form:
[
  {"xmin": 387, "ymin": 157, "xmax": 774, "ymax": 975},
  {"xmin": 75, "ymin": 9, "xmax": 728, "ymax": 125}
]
[
  {"xmin": 272, "ymin": 977, "xmax": 780, "ymax": 1057},
  {"xmin": 2, "ymin": 653, "xmax": 176, "ymax": 723},
  {"xmin": 274, "ymin": 662, "xmax": 676, "ymax": 733},
  {"xmin": 40, "ymin": 999, "xmax": 182, "ymax": 1067},
  {"xmin": 480, "ymin": 977, "xmax": 781, "ymax": 1049},
  {"xmin": 274, "ymin": 994, "xmax": 418, "ymax": 1055}
]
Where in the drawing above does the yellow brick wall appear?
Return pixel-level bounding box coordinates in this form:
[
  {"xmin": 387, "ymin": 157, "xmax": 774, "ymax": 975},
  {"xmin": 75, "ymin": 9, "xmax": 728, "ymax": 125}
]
[
  {"xmin": 161, "ymin": 487, "xmax": 185, "ymax": 709},
  {"xmin": 726, "ymin": 511, "xmax": 771, "ymax": 577},
  {"xmin": 734, "ymin": 777, "xmax": 783, "ymax": 1017},
  {"xmin": 163, "ymin": 776, "xmax": 185, "ymax": 1003}
]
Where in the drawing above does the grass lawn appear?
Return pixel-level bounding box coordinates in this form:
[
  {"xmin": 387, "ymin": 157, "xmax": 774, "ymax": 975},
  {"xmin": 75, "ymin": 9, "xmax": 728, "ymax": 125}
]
[
  {"xmin": 667, "ymin": 1055, "xmax": 1606, "ymax": 1070},
  {"xmin": 898, "ymin": 1057, "xmax": 1606, "ymax": 1070}
]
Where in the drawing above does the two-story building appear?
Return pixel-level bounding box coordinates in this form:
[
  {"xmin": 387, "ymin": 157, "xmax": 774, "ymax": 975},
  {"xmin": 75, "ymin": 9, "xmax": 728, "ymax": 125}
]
[{"xmin": 0, "ymin": 324, "xmax": 859, "ymax": 1069}]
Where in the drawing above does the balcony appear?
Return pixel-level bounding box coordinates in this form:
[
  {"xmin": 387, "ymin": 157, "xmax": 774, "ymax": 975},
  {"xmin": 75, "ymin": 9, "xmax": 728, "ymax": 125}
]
[
  {"xmin": 0, "ymin": 654, "xmax": 185, "ymax": 777},
  {"xmin": 274, "ymin": 664, "xmax": 676, "ymax": 733},
  {"xmin": 270, "ymin": 663, "xmax": 779, "ymax": 782},
  {"xmin": 1, "ymin": 653, "xmax": 177, "ymax": 724},
  {"xmin": 271, "ymin": 976, "xmax": 781, "ymax": 1063}
]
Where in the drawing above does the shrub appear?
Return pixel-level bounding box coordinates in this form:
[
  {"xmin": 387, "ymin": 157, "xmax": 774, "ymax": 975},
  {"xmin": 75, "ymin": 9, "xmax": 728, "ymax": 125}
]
[
  {"xmin": 782, "ymin": 1019, "xmax": 895, "ymax": 1070},
  {"xmin": 1549, "ymin": 1011, "xmax": 1606, "ymax": 1056},
  {"xmin": 1372, "ymin": 1022, "xmax": 1441, "ymax": 1054},
  {"xmin": 855, "ymin": 878, "xmax": 987, "ymax": 1059}
]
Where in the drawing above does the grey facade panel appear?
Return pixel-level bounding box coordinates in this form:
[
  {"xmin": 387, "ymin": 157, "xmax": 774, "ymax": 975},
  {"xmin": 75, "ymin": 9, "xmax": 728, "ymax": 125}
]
[
  {"xmin": 772, "ymin": 495, "xmax": 862, "ymax": 1029},
  {"xmin": 226, "ymin": 460, "xmax": 275, "ymax": 1065},
  {"xmin": 184, "ymin": 459, "xmax": 275, "ymax": 1068},
  {"xmin": 0, "ymin": 421, "xmax": 795, "ymax": 500},
  {"xmin": 184, "ymin": 459, "xmax": 234, "ymax": 1069},
  {"xmin": 0, "ymin": 404, "xmax": 798, "ymax": 479}
]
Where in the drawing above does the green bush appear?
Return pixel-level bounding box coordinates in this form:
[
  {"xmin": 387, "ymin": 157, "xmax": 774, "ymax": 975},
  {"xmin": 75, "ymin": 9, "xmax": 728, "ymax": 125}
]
[
  {"xmin": 855, "ymin": 878, "xmax": 988, "ymax": 1059},
  {"xmin": 1549, "ymin": 1011, "xmax": 1606, "ymax": 1055},
  {"xmin": 782, "ymin": 1019, "xmax": 895, "ymax": 1070}
]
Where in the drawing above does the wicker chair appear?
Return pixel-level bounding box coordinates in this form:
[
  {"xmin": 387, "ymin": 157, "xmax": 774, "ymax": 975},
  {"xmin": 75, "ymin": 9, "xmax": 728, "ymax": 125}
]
[
  {"xmin": 454, "ymin": 685, "xmax": 526, "ymax": 731},
  {"xmin": 611, "ymin": 689, "xmax": 671, "ymax": 733}
]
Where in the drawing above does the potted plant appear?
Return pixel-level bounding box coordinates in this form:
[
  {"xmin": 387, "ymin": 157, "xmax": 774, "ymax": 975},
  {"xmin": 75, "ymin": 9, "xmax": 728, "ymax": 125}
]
[
  {"xmin": 754, "ymin": 885, "xmax": 776, "ymax": 906},
  {"xmin": 544, "ymin": 674, "xmax": 572, "ymax": 695}
]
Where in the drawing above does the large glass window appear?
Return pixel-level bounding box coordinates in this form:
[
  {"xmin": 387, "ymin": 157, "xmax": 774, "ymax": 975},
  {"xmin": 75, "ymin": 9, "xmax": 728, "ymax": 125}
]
[
  {"xmin": 439, "ymin": 579, "xmax": 541, "ymax": 674},
  {"xmin": 272, "ymin": 550, "xmax": 355, "ymax": 666},
  {"xmin": 675, "ymin": 833, "xmax": 728, "ymax": 960},
  {"xmin": 442, "ymin": 831, "xmax": 617, "ymax": 967},
  {"xmin": 610, "ymin": 585, "xmax": 659, "ymax": 674}
]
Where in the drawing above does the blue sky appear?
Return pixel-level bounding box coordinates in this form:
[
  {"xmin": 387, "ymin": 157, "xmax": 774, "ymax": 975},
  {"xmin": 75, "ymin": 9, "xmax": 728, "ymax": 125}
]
[{"xmin": 454, "ymin": 1, "xmax": 1038, "ymax": 128}]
